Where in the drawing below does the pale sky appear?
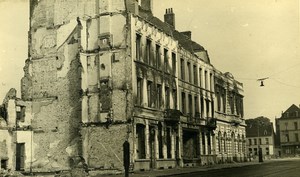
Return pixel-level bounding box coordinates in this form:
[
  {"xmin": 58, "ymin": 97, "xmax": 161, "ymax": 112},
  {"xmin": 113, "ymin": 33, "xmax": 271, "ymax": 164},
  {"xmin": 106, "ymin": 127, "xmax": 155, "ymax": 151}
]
[{"xmin": 0, "ymin": 0, "xmax": 299, "ymax": 125}]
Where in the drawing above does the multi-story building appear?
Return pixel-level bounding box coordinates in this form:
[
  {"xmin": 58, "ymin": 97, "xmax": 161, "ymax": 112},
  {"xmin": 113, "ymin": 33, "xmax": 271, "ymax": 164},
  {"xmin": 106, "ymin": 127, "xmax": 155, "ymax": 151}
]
[
  {"xmin": 276, "ymin": 104, "xmax": 300, "ymax": 157},
  {"xmin": 0, "ymin": 0, "xmax": 245, "ymax": 175},
  {"xmin": 245, "ymin": 117, "xmax": 275, "ymax": 160}
]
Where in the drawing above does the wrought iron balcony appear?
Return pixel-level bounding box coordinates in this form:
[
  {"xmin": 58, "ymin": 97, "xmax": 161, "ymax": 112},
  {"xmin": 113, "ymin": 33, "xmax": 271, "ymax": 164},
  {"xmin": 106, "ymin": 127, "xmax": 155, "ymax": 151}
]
[
  {"xmin": 164, "ymin": 109, "xmax": 181, "ymax": 122},
  {"xmin": 206, "ymin": 117, "xmax": 217, "ymax": 130}
]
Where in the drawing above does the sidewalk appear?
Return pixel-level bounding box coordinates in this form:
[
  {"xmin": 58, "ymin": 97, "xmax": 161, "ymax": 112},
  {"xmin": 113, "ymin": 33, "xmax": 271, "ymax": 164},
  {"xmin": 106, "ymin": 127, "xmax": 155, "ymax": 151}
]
[{"xmin": 97, "ymin": 160, "xmax": 267, "ymax": 177}]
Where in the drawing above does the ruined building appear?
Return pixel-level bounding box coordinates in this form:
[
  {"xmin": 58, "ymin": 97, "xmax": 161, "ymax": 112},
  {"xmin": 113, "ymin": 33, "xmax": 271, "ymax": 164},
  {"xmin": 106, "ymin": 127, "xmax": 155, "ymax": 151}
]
[{"xmin": 0, "ymin": 0, "xmax": 246, "ymax": 175}]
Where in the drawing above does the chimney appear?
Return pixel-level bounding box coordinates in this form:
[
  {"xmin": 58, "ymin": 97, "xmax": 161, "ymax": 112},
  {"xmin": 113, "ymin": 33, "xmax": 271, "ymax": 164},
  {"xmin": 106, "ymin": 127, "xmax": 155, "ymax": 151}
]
[
  {"xmin": 181, "ymin": 31, "xmax": 192, "ymax": 39},
  {"xmin": 141, "ymin": 0, "xmax": 153, "ymax": 12},
  {"xmin": 126, "ymin": 0, "xmax": 139, "ymax": 15},
  {"xmin": 164, "ymin": 8, "xmax": 175, "ymax": 28}
]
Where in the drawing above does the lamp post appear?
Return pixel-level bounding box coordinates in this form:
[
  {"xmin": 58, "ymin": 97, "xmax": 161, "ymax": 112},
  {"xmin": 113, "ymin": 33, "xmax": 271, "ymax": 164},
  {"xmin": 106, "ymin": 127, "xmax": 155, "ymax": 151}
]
[{"xmin": 257, "ymin": 120, "xmax": 263, "ymax": 162}]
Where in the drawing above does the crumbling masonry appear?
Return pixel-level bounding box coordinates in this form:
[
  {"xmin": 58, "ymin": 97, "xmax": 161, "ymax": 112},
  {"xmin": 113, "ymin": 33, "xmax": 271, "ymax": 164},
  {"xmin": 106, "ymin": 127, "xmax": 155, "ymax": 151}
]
[{"xmin": 0, "ymin": 0, "xmax": 246, "ymax": 176}]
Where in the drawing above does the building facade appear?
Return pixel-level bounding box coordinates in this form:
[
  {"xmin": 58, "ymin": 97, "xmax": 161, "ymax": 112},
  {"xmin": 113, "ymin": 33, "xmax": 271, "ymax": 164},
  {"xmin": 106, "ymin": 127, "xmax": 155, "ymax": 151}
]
[
  {"xmin": 276, "ymin": 104, "xmax": 300, "ymax": 157},
  {"xmin": 0, "ymin": 0, "xmax": 245, "ymax": 175},
  {"xmin": 245, "ymin": 117, "xmax": 275, "ymax": 160}
]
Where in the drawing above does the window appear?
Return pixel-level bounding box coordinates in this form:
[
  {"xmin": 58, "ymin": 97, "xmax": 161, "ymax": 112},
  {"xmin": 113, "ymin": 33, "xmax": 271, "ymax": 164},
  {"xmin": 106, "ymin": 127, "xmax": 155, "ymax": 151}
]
[
  {"xmin": 136, "ymin": 34, "xmax": 142, "ymax": 61},
  {"xmin": 294, "ymin": 122, "xmax": 298, "ymax": 130},
  {"xmin": 200, "ymin": 97, "xmax": 204, "ymax": 118},
  {"xmin": 204, "ymin": 70, "xmax": 208, "ymax": 89},
  {"xmin": 222, "ymin": 90, "xmax": 226, "ymax": 113},
  {"xmin": 249, "ymin": 139, "xmax": 252, "ymax": 146},
  {"xmin": 202, "ymin": 132, "xmax": 206, "ymax": 154},
  {"xmin": 254, "ymin": 139, "xmax": 257, "ymax": 145},
  {"xmin": 180, "ymin": 59, "xmax": 185, "ymax": 80},
  {"xmin": 266, "ymin": 147, "xmax": 269, "ymax": 155},
  {"xmin": 165, "ymin": 87, "xmax": 170, "ymax": 109},
  {"xmin": 188, "ymin": 94, "xmax": 192, "ymax": 115},
  {"xmin": 194, "ymin": 96, "xmax": 199, "ymax": 117},
  {"xmin": 145, "ymin": 39, "xmax": 151, "ymax": 65},
  {"xmin": 259, "ymin": 138, "xmax": 262, "ymax": 145},
  {"xmin": 136, "ymin": 124, "xmax": 146, "ymax": 159},
  {"xmin": 16, "ymin": 106, "xmax": 25, "ymax": 122},
  {"xmin": 164, "ymin": 49, "xmax": 168, "ymax": 73},
  {"xmin": 254, "ymin": 148, "xmax": 257, "ymax": 155},
  {"xmin": 172, "ymin": 89, "xmax": 177, "ymax": 109},
  {"xmin": 209, "ymin": 73, "xmax": 213, "ymax": 91},
  {"xmin": 172, "ymin": 52, "xmax": 176, "ymax": 76},
  {"xmin": 181, "ymin": 92, "xmax": 186, "ymax": 114},
  {"xmin": 295, "ymin": 133, "xmax": 299, "ymax": 142},
  {"xmin": 199, "ymin": 68, "xmax": 202, "ymax": 87},
  {"xmin": 136, "ymin": 78, "xmax": 143, "ymax": 105},
  {"xmin": 156, "ymin": 84, "xmax": 162, "ymax": 108},
  {"xmin": 286, "ymin": 134, "xmax": 289, "ymax": 142},
  {"xmin": 147, "ymin": 81, "xmax": 153, "ymax": 107},
  {"xmin": 1, "ymin": 159, "xmax": 7, "ymax": 170},
  {"xmin": 265, "ymin": 138, "xmax": 269, "ymax": 145},
  {"xmin": 285, "ymin": 122, "xmax": 288, "ymax": 130},
  {"xmin": 187, "ymin": 62, "xmax": 191, "ymax": 83},
  {"xmin": 16, "ymin": 143, "xmax": 25, "ymax": 171},
  {"xmin": 156, "ymin": 44, "xmax": 161, "ymax": 69},
  {"xmin": 193, "ymin": 65, "xmax": 197, "ymax": 85},
  {"xmin": 166, "ymin": 127, "xmax": 172, "ymax": 158}
]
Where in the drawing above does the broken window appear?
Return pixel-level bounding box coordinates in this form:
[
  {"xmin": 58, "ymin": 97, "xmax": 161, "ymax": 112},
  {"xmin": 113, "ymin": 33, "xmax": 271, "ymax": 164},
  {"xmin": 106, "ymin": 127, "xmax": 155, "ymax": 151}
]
[
  {"xmin": 181, "ymin": 92, "xmax": 186, "ymax": 114},
  {"xmin": 1, "ymin": 159, "xmax": 8, "ymax": 170},
  {"xmin": 136, "ymin": 34, "xmax": 142, "ymax": 61},
  {"xmin": 188, "ymin": 94, "xmax": 192, "ymax": 115},
  {"xmin": 158, "ymin": 124, "xmax": 164, "ymax": 159},
  {"xmin": 194, "ymin": 96, "xmax": 199, "ymax": 117},
  {"xmin": 164, "ymin": 49, "xmax": 168, "ymax": 73},
  {"xmin": 16, "ymin": 106, "xmax": 26, "ymax": 122},
  {"xmin": 172, "ymin": 52, "xmax": 176, "ymax": 76},
  {"xmin": 100, "ymin": 80, "xmax": 111, "ymax": 112},
  {"xmin": 172, "ymin": 89, "xmax": 177, "ymax": 109},
  {"xmin": 180, "ymin": 58, "xmax": 185, "ymax": 80},
  {"xmin": 156, "ymin": 44, "xmax": 161, "ymax": 69},
  {"xmin": 156, "ymin": 84, "xmax": 162, "ymax": 109},
  {"xmin": 187, "ymin": 62, "xmax": 191, "ymax": 83},
  {"xmin": 193, "ymin": 65, "xmax": 197, "ymax": 85},
  {"xmin": 146, "ymin": 39, "xmax": 151, "ymax": 65},
  {"xmin": 166, "ymin": 127, "xmax": 172, "ymax": 158},
  {"xmin": 136, "ymin": 78, "xmax": 143, "ymax": 105},
  {"xmin": 16, "ymin": 143, "xmax": 25, "ymax": 171},
  {"xmin": 147, "ymin": 81, "xmax": 153, "ymax": 107},
  {"xmin": 202, "ymin": 132, "xmax": 206, "ymax": 154},
  {"xmin": 136, "ymin": 124, "xmax": 146, "ymax": 159},
  {"xmin": 165, "ymin": 87, "xmax": 170, "ymax": 109},
  {"xmin": 199, "ymin": 68, "xmax": 202, "ymax": 87}
]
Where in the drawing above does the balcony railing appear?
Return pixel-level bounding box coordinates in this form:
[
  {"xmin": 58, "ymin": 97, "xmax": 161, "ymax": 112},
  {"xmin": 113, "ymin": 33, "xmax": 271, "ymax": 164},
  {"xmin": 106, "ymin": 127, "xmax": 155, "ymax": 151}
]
[
  {"xmin": 206, "ymin": 117, "xmax": 217, "ymax": 130},
  {"xmin": 164, "ymin": 109, "xmax": 181, "ymax": 122}
]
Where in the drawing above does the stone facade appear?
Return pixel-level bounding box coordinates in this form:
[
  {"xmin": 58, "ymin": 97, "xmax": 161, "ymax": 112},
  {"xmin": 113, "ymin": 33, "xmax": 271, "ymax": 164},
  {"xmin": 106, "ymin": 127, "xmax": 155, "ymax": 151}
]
[
  {"xmin": 276, "ymin": 104, "xmax": 300, "ymax": 157},
  {"xmin": 0, "ymin": 0, "xmax": 246, "ymax": 175}
]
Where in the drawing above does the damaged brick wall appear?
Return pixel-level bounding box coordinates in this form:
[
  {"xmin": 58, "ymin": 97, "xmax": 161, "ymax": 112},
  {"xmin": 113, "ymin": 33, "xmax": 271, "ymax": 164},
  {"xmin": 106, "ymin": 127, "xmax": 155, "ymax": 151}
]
[
  {"xmin": 81, "ymin": 124, "xmax": 129, "ymax": 170},
  {"xmin": 23, "ymin": 0, "xmax": 86, "ymax": 172}
]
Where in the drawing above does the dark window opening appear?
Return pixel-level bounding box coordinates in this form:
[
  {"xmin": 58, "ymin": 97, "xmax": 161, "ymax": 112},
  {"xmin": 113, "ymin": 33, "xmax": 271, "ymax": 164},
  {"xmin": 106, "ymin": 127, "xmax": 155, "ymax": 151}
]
[
  {"xmin": 136, "ymin": 124, "xmax": 146, "ymax": 159},
  {"xmin": 166, "ymin": 127, "xmax": 172, "ymax": 158},
  {"xmin": 16, "ymin": 143, "xmax": 25, "ymax": 171},
  {"xmin": 164, "ymin": 49, "xmax": 168, "ymax": 73},
  {"xmin": 156, "ymin": 45, "xmax": 161, "ymax": 69},
  {"xmin": 137, "ymin": 78, "xmax": 143, "ymax": 105},
  {"xmin": 172, "ymin": 52, "xmax": 176, "ymax": 76},
  {"xmin": 136, "ymin": 34, "xmax": 142, "ymax": 61},
  {"xmin": 165, "ymin": 87, "xmax": 170, "ymax": 109},
  {"xmin": 181, "ymin": 92, "xmax": 186, "ymax": 114},
  {"xmin": 180, "ymin": 59, "xmax": 185, "ymax": 80}
]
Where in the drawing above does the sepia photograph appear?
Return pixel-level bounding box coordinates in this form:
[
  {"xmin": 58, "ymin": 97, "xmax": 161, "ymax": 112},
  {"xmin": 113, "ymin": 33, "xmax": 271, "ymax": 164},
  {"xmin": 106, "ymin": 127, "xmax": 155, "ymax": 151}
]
[{"xmin": 0, "ymin": 0, "xmax": 299, "ymax": 176}]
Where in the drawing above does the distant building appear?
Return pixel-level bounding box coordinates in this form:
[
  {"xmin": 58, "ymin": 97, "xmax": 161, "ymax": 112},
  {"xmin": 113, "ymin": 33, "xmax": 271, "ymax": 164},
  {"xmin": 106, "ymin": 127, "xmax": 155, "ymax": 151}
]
[
  {"xmin": 276, "ymin": 104, "xmax": 300, "ymax": 157},
  {"xmin": 246, "ymin": 117, "xmax": 275, "ymax": 159}
]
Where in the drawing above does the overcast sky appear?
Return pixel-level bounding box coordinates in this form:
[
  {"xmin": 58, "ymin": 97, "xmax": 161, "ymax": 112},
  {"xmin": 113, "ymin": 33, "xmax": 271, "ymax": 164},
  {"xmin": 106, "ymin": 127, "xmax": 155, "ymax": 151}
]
[{"xmin": 0, "ymin": 0, "xmax": 299, "ymax": 124}]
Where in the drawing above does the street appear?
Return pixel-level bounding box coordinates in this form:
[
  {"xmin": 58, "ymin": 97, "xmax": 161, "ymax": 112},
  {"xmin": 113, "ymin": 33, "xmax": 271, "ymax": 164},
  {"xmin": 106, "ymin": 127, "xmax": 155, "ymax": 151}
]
[{"xmin": 164, "ymin": 159, "xmax": 300, "ymax": 177}]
